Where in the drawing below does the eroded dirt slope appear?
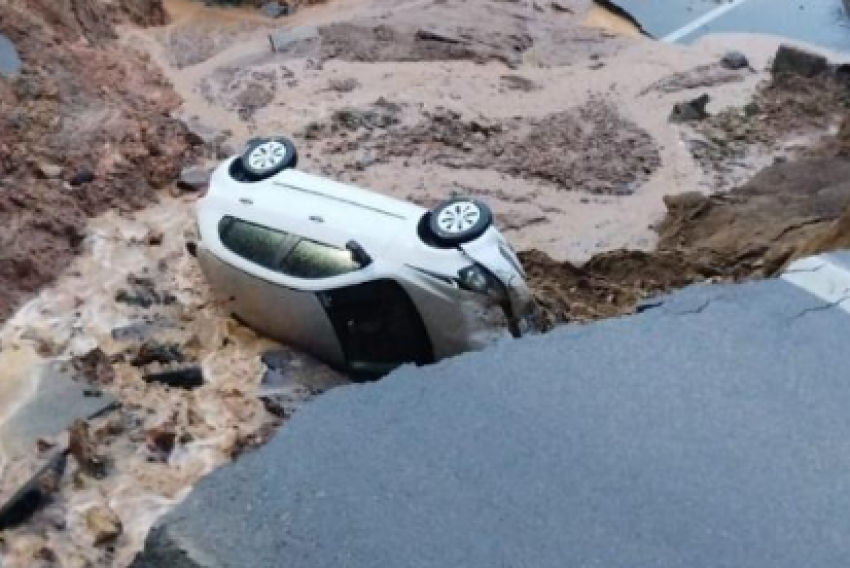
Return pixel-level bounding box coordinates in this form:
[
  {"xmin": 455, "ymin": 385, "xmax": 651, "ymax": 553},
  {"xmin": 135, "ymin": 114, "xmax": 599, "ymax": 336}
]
[
  {"xmin": 525, "ymin": 155, "xmax": 850, "ymax": 324},
  {"xmin": 0, "ymin": 0, "xmax": 199, "ymax": 321}
]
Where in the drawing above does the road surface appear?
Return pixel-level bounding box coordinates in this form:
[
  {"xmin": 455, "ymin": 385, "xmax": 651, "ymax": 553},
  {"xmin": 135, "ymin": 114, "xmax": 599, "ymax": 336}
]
[
  {"xmin": 134, "ymin": 253, "xmax": 850, "ymax": 568},
  {"xmin": 608, "ymin": 0, "xmax": 850, "ymax": 52}
]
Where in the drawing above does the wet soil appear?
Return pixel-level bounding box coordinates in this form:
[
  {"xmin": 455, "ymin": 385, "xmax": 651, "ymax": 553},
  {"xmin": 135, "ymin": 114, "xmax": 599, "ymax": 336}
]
[
  {"xmin": 687, "ymin": 73, "xmax": 850, "ymax": 190},
  {"xmin": 0, "ymin": 0, "xmax": 197, "ymax": 322},
  {"xmin": 0, "ymin": 200, "xmax": 341, "ymax": 567},
  {"xmin": 303, "ymin": 97, "xmax": 661, "ymax": 195},
  {"xmin": 524, "ymin": 155, "xmax": 850, "ymax": 324}
]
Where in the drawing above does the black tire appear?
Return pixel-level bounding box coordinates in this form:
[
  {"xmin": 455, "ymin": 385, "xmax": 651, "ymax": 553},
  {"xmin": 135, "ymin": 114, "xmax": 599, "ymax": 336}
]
[
  {"xmin": 427, "ymin": 198, "xmax": 493, "ymax": 246},
  {"xmin": 240, "ymin": 136, "xmax": 298, "ymax": 180}
]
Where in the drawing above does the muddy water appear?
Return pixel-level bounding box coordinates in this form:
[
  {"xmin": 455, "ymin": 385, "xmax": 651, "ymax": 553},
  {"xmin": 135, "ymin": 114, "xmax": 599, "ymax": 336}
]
[{"xmin": 0, "ymin": 195, "xmax": 341, "ymax": 566}]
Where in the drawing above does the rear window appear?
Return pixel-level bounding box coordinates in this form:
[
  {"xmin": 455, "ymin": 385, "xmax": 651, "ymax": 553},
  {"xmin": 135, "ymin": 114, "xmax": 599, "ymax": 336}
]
[
  {"xmin": 219, "ymin": 216, "xmax": 290, "ymax": 270},
  {"xmin": 282, "ymin": 239, "xmax": 361, "ymax": 279}
]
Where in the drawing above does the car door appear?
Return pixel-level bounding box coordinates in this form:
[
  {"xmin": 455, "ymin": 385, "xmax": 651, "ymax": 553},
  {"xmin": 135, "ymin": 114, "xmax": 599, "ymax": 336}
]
[
  {"xmin": 318, "ymin": 279, "xmax": 434, "ymax": 379},
  {"xmin": 211, "ymin": 217, "xmax": 347, "ymax": 367}
]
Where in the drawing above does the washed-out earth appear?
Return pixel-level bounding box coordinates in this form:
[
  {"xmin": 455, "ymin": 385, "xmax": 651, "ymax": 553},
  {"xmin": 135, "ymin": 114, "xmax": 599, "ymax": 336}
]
[{"xmin": 1, "ymin": 0, "xmax": 850, "ymax": 565}]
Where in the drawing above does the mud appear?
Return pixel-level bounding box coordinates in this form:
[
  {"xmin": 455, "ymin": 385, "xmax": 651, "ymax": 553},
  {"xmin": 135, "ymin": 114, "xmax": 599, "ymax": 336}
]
[
  {"xmin": 0, "ymin": 0, "xmax": 198, "ymax": 321},
  {"xmin": 525, "ymin": 155, "xmax": 850, "ymax": 324},
  {"xmin": 303, "ymin": 97, "xmax": 661, "ymax": 195},
  {"xmin": 687, "ymin": 72, "xmax": 850, "ymax": 190},
  {"xmin": 265, "ymin": 0, "xmax": 626, "ymax": 68},
  {"xmin": 0, "ymin": 199, "xmax": 342, "ymax": 567}
]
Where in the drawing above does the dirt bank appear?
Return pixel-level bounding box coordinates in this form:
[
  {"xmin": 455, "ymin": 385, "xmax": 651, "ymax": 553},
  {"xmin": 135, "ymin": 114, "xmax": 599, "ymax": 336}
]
[
  {"xmin": 525, "ymin": 154, "xmax": 850, "ymax": 324},
  {"xmin": 0, "ymin": 0, "xmax": 198, "ymax": 322}
]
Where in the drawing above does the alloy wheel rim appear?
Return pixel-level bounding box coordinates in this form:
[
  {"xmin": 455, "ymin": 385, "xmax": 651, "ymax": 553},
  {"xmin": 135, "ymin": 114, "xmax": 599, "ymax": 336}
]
[
  {"xmin": 248, "ymin": 140, "xmax": 288, "ymax": 171},
  {"xmin": 437, "ymin": 201, "xmax": 482, "ymax": 234}
]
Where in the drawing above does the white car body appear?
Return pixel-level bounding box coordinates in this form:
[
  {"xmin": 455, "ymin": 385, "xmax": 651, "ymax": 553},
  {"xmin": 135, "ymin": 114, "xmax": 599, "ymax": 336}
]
[{"xmin": 196, "ymin": 156, "xmax": 535, "ymax": 377}]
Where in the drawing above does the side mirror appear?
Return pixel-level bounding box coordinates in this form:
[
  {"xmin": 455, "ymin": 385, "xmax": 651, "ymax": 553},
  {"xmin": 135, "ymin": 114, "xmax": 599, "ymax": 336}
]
[{"xmin": 346, "ymin": 240, "xmax": 373, "ymax": 267}]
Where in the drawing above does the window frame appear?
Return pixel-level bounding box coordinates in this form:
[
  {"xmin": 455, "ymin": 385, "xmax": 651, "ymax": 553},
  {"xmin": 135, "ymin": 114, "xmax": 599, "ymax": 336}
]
[{"xmin": 218, "ymin": 216, "xmax": 364, "ymax": 280}]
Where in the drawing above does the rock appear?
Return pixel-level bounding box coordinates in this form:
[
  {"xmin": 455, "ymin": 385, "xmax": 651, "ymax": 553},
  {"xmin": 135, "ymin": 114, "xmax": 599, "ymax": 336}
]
[
  {"xmin": 115, "ymin": 274, "xmax": 173, "ymax": 308},
  {"xmin": 0, "ymin": 452, "xmax": 67, "ymax": 530},
  {"xmin": 143, "ymin": 366, "xmax": 204, "ymax": 390},
  {"xmin": 328, "ymin": 78, "xmax": 361, "ymax": 93},
  {"xmin": 85, "ymin": 504, "xmax": 123, "ymax": 546},
  {"xmin": 37, "ymin": 163, "xmax": 62, "ymax": 179},
  {"xmin": 69, "ymin": 420, "xmax": 109, "ymax": 479},
  {"xmin": 772, "ymin": 44, "xmax": 828, "ymax": 78},
  {"xmin": 268, "ymin": 26, "xmax": 318, "ymax": 53},
  {"xmin": 0, "ymin": 33, "xmax": 21, "ymax": 78},
  {"xmin": 131, "ymin": 341, "xmax": 185, "ymax": 367},
  {"xmin": 551, "ymin": 1, "xmax": 574, "ymax": 12},
  {"xmin": 720, "ymin": 50, "xmax": 749, "ymax": 70},
  {"xmin": 177, "ymin": 165, "xmax": 212, "ymax": 192},
  {"xmin": 500, "ymin": 74, "xmax": 540, "ymax": 92},
  {"xmin": 72, "ymin": 348, "xmax": 115, "ymax": 385},
  {"xmin": 146, "ymin": 426, "xmax": 177, "ymax": 457},
  {"xmin": 669, "ymin": 94, "xmax": 711, "ymax": 123},
  {"xmin": 69, "ymin": 168, "xmax": 95, "ymax": 186},
  {"xmin": 145, "ymin": 229, "xmax": 164, "ymax": 246},
  {"xmin": 415, "ymin": 27, "xmax": 467, "ymax": 44},
  {"xmin": 261, "ymin": 1, "xmax": 291, "ymax": 18}
]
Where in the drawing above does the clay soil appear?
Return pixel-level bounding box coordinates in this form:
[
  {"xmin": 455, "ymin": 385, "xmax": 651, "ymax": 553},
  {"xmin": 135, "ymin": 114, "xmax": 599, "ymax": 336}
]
[
  {"xmin": 0, "ymin": 0, "xmax": 198, "ymax": 322},
  {"xmin": 525, "ymin": 153, "xmax": 850, "ymax": 324}
]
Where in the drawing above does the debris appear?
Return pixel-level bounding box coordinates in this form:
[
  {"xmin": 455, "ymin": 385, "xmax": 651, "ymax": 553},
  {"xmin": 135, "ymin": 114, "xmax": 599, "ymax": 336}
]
[
  {"xmin": 415, "ymin": 27, "xmax": 467, "ymax": 44},
  {"xmin": 268, "ymin": 26, "xmax": 318, "ymax": 53},
  {"xmin": 260, "ymin": 1, "xmax": 291, "ymax": 19},
  {"xmin": 0, "ymin": 362, "xmax": 118, "ymax": 460},
  {"xmin": 721, "ymin": 50, "xmax": 749, "ymax": 70},
  {"xmin": 37, "ymin": 163, "xmax": 63, "ymax": 179},
  {"xmin": 130, "ymin": 341, "xmax": 185, "ymax": 367},
  {"xmin": 0, "ymin": 33, "xmax": 21, "ymax": 77},
  {"xmin": 261, "ymin": 349, "xmax": 292, "ymax": 372},
  {"xmin": 85, "ymin": 504, "xmax": 123, "ymax": 546},
  {"xmin": 177, "ymin": 165, "xmax": 212, "ymax": 192},
  {"xmin": 111, "ymin": 321, "xmax": 174, "ymax": 342},
  {"xmin": 145, "ymin": 229, "xmax": 164, "ymax": 246},
  {"xmin": 327, "ymin": 77, "xmax": 361, "ymax": 93},
  {"xmin": 69, "ymin": 420, "xmax": 109, "ymax": 479},
  {"xmin": 146, "ymin": 425, "xmax": 177, "ymax": 458},
  {"xmin": 143, "ymin": 366, "xmax": 204, "ymax": 390},
  {"xmin": 772, "ymin": 44, "xmax": 828, "ymax": 78},
  {"xmin": 69, "ymin": 168, "xmax": 96, "ymax": 187},
  {"xmin": 641, "ymin": 64, "xmax": 744, "ymax": 95},
  {"xmin": 72, "ymin": 348, "xmax": 116, "ymax": 384},
  {"xmin": 669, "ymin": 94, "xmax": 710, "ymax": 123},
  {"xmin": 115, "ymin": 274, "xmax": 172, "ymax": 308},
  {"xmin": 500, "ymin": 74, "xmax": 540, "ymax": 92},
  {"xmin": 0, "ymin": 451, "xmax": 67, "ymax": 530}
]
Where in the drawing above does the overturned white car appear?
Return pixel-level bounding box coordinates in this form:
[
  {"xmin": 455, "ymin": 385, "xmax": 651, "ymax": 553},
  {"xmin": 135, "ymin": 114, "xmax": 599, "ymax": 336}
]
[{"xmin": 194, "ymin": 136, "xmax": 536, "ymax": 378}]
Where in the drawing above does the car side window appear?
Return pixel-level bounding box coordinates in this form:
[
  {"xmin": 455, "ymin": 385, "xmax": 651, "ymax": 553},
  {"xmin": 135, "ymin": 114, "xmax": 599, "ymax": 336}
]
[
  {"xmin": 219, "ymin": 216, "xmax": 290, "ymax": 270},
  {"xmin": 282, "ymin": 238, "xmax": 362, "ymax": 279}
]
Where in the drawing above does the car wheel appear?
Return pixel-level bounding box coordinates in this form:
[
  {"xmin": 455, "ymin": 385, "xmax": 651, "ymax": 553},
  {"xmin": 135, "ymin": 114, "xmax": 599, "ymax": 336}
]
[
  {"xmin": 428, "ymin": 198, "xmax": 493, "ymax": 245},
  {"xmin": 240, "ymin": 136, "xmax": 298, "ymax": 180}
]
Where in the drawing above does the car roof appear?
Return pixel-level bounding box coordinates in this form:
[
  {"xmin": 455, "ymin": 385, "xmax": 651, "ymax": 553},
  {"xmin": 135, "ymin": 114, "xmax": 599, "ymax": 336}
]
[{"xmin": 207, "ymin": 161, "xmax": 426, "ymax": 256}]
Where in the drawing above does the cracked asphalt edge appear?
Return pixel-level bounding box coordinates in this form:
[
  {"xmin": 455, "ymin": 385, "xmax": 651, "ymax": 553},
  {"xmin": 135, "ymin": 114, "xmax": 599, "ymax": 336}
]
[{"xmin": 781, "ymin": 252, "xmax": 850, "ymax": 319}]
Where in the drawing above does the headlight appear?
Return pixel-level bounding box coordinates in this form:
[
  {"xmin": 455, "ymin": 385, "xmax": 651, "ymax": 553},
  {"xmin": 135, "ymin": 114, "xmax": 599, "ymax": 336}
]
[{"xmin": 458, "ymin": 264, "xmax": 507, "ymax": 301}]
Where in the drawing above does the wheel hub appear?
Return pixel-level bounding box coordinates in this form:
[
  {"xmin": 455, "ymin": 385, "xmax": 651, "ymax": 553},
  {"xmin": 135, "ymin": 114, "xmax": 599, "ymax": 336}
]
[
  {"xmin": 437, "ymin": 201, "xmax": 481, "ymax": 234},
  {"xmin": 248, "ymin": 140, "xmax": 288, "ymax": 171}
]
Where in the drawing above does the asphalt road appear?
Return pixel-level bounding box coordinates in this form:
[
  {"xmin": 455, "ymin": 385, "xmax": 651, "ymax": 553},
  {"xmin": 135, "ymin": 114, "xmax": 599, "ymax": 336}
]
[
  {"xmin": 134, "ymin": 267, "xmax": 850, "ymax": 568},
  {"xmin": 609, "ymin": 0, "xmax": 850, "ymax": 52}
]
